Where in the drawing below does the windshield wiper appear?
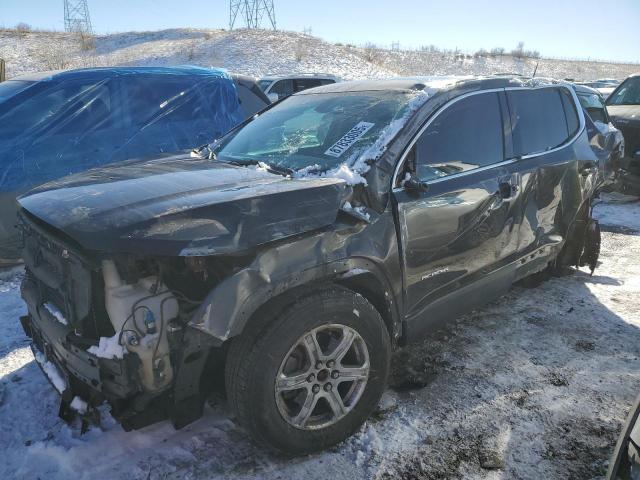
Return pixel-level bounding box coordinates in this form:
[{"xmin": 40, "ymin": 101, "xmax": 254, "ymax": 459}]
[
  {"xmin": 223, "ymin": 158, "xmax": 294, "ymax": 177},
  {"xmin": 263, "ymin": 162, "xmax": 294, "ymax": 177},
  {"xmin": 192, "ymin": 144, "xmax": 217, "ymax": 160}
]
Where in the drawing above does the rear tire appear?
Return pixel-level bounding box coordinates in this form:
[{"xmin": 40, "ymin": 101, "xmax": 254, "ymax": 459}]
[{"xmin": 225, "ymin": 286, "xmax": 390, "ymax": 455}]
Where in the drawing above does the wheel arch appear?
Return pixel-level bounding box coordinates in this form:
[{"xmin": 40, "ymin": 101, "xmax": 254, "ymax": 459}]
[
  {"xmin": 189, "ymin": 256, "xmax": 402, "ymax": 347},
  {"xmin": 555, "ymin": 193, "xmax": 598, "ymax": 268}
]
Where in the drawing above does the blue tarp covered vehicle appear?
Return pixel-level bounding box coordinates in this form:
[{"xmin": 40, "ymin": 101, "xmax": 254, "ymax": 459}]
[{"xmin": 0, "ymin": 66, "xmax": 269, "ymax": 258}]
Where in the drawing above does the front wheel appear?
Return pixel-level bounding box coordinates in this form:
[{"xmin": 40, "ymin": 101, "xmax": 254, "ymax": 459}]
[{"xmin": 225, "ymin": 287, "xmax": 391, "ymax": 455}]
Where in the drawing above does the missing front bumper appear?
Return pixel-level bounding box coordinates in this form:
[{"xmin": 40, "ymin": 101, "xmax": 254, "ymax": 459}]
[{"xmin": 19, "ymin": 300, "xmax": 148, "ymax": 429}]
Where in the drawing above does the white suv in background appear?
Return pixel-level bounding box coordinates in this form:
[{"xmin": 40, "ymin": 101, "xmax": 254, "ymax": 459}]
[{"xmin": 258, "ymin": 73, "xmax": 341, "ymax": 102}]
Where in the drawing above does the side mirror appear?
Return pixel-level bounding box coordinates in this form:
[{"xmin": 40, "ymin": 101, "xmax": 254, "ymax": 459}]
[
  {"xmin": 267, "ymin": 93, "xmax": 279, "ymax": 103},
  {"xmin": 404, "ymin": 174, "xmax": 429, "ymax": 194}
]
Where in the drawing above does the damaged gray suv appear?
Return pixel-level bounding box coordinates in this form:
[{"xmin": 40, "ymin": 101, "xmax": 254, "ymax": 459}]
[{"xmin": 17, "ymin": 76, "xmax": 609, "ymax": 454}]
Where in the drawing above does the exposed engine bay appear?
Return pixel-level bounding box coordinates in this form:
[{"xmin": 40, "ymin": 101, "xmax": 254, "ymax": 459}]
[{"xmin": 18, "ymin": 212, "xmax": 237, "ymax": 430}]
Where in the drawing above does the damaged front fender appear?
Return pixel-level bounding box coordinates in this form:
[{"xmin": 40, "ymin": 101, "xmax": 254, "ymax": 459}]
[{"xmin": 189, "ymin": 211, "xmax": 404, "ymax": 344}]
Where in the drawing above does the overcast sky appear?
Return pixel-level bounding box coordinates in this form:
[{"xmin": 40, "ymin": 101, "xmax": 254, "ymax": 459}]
[{"xmin": 1, "ymin": 0, "xmax": 639, "ymax": 62}]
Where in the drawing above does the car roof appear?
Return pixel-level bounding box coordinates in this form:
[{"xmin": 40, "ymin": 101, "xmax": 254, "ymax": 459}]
[
  {"xmin": 8, "ymin": 70, "xmax": 64, "ymax": 82},
  {"xmin": 11, "ymin": 66, "xmax": 242, "ymax": 82},
  {"xmin": 260, "ymin": 73, "xmax": 339, "ymax": 81},
  {"xmin": 295, "ymin": 75, "xmax": 564, "ymax": 96},
  {"xmin": 295, "ymin": 76, "xmax": 467, "ymax": 94}
]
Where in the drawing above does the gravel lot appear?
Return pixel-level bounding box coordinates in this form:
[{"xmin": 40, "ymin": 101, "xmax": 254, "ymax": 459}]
[{"xmin": 1, "ymin": 197, "xmax": 639, "ymax": 479}]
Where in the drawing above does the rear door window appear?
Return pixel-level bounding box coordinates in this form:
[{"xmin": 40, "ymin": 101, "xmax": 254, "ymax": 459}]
[
  {"xmin": 414, "ymin": 92, "xmax": 505, "ymax": 181},
  {"xmin": 507, "ymin": 88, "xmax": 571, "ymax": 157}
]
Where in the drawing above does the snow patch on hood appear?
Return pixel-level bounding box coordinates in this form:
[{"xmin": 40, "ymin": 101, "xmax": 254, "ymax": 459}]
[{"xmin": 323, "ymin": 164, "xmax": 368, "ymax": 186}]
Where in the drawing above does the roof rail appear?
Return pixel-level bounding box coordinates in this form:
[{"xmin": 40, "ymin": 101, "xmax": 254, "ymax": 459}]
[{"xmin": 262, "ymin": 72, "xmax": 339, "ymax": 78}]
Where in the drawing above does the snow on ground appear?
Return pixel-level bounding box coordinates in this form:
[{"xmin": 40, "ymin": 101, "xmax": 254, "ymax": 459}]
[
  {"xmin": 0, "ymin": 200, "xmax": 639, "ymax": 479},
  {"xmin": 0, "ymin": 28, "xmax": 638, "ymax": 82},
  {"xmin": 594, "ymin": 192, "xmax": 640, "ymax": 235}
]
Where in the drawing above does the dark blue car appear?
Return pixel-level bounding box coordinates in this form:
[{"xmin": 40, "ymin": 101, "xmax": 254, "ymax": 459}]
[{"xmin": 0, "ymin": 66, "xmax": 269, "ymax": 258}]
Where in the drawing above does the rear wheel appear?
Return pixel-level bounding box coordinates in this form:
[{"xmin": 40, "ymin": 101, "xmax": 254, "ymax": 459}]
[{"xmin": 225, "ymin": 286, "xmax": 390, "ymax": 454}]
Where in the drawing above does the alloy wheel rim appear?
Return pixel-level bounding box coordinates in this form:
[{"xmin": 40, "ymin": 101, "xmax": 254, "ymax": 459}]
[{"xmin": 274, "ymin": 323, "xmax": 370, "ymax": 430}]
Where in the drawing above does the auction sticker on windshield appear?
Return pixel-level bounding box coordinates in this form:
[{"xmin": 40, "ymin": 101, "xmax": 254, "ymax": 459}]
[{"xmin": 324, "ymin": 122, "xmax": 375, "ymax": 158}]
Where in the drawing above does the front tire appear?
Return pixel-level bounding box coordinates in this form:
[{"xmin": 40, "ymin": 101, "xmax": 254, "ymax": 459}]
[{"xmin": 225, "ymin": 286, "xmax": 390, "ymax": 455}]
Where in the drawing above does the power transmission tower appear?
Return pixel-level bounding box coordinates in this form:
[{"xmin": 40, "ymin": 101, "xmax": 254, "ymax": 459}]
[
  {"xmin": 64, "ymin": 0, "xmax": 93, "ymax": 33},
  {"xmin": 229, "ymin": 0, "xmax": 276, "ymax": 30}
]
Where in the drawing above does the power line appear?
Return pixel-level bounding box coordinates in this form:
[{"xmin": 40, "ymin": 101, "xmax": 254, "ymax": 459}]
[
  {"xmin": 229, "ymin": 1, "xmax": 276, "ymax": 30},
  {"xmin": 64, "ymin": 0, "xmax": 93, "ymax": 34}
]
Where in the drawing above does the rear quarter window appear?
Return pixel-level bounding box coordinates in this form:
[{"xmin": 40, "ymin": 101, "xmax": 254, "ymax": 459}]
[
  {"xmin": 507, "ymin": 88, "xmax": 572, "ymax": 157},
  {"xmin": 560, "ymin": 88, "xmax": 580, "ymax": 135},
  {"xmin": 578, "ymin": 92, "xmax": 608, "ymax": 124}
]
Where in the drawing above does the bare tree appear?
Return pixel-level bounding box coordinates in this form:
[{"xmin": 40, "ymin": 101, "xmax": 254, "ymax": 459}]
[
  {"xmin": 474, "ymin": 48, "xmax": 488, "ymax": 58},
  {"xmin": 511, "ymin": 41, "xmax": 525, "ymax": 59},
  {"xmin": 33, "ymin": 43, "xmax": 69, "ymax": 70},
  {"xmin": 294, "ymin": 40, "xmax": 309, "ymax": 62},
  {"xmin": 15, "ymin": 22, "xmax": 31, "ymax": 37},
  {"xmin": 184, "ymin": 39, "xmax": 198, "ymax": 61},
  {"xmin": 525, "ymin": 49, "xmax": 541, "ymax": 59},
  {"xmin": 77, "ymin": 30, "xmax": 96, "ymax": 51},
  {"xmin": 363, "ymin": 42, "xmax": 380, "ymax": 63}
]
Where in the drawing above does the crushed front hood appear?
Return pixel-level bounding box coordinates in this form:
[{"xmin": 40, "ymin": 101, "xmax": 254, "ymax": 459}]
[{"xmin": 18, "ymin": 155, "xmax": 350, "ymax": 255}]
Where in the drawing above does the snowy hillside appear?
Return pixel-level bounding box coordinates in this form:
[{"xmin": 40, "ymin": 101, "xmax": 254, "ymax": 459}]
[{"xmin": 0, "ymin": 27, "xmax": 637, "ymax": 82}]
